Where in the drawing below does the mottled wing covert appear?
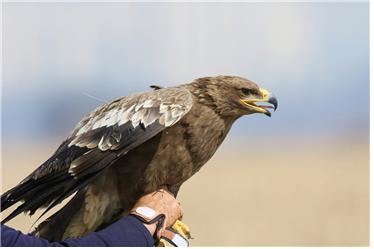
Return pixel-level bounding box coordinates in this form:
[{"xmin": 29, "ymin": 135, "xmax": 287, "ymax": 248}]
[{"xmin": 66, "ymin": 87, "xmax": 193, "ymax": 177}]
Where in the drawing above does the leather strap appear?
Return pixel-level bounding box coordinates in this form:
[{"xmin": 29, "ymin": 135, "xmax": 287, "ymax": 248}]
[
  {"xmin": 160, "ymin": 228, "xmax": 189, "ymax": 247},
  {"xmin": 129, "ymin": 207, "xmax": 166, "ymax": 241}
]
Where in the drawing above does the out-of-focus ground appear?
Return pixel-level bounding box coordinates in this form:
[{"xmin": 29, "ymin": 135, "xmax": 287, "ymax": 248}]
[{"xmin": 1, "ymin": 134, "xmax": 369, "ymax": 246}]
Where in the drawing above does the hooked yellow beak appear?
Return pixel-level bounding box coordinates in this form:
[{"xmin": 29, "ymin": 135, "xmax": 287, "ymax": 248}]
[{"xmin": 240, "ymin": 88, "xmax": 278, "ymax": 117}]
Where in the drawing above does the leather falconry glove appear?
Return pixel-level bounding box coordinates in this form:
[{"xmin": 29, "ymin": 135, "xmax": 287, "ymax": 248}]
[{"xmin": 129, "ymin": 189, "xmax": 189, "ymax": 247}]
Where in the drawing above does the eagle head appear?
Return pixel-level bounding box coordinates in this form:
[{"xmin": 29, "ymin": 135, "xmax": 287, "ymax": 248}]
[{"xmin": 192, "ymin": 75, "xmax": 278, "ymax": 118}]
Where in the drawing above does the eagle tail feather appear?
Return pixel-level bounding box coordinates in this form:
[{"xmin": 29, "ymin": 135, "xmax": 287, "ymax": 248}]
[
  {"xmin": 1, "ymin": 186, "xmax": 63, "ymax": 223},
  {"xmin": 1, "ymin": 170, "xmax": 101, "ymax": 224},
  {"xmin": 1, "ymin": 177, "xmax": 63, "ymax": 212},
  {"xmin": 33, "ymin": 171, "xmax": 102, "ymax": 226}
]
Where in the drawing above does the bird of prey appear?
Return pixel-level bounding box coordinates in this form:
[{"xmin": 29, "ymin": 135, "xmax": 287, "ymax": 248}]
[{"xmin": 1, "ymin": 76, "xmax": 278, "ymax": 241}]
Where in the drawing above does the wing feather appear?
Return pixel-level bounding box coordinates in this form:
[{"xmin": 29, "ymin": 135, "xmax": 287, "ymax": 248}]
[{"xmin": 1, "ymin": 87, "xmax": 193, "ymax": 222}]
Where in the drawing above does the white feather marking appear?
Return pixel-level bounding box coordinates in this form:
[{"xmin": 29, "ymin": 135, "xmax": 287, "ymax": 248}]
[
  {"xmin": 164, "ymin": 111, "xmax": 177, "ymax": 127},
  {"xmin": 159, "ymin": 115, "xmax": 165, "ymax": 126},
  {"xmin": 118, "ymin": 105, "xmax": 135, "ymax": 126},
  {"xmin": 104, "ymin": 109, "xmax": 120, "ymax": 127},
  {"xmin": 142, "ymin": 109, "xmax": 158, "ymax": 127},
  {"xmin": 114, "ymin": 108, "xmax": 125, "ymax": 123},
  {"xmin": 131, "ymin": 108, "xmax": 147, "ymax": 128},
  {"xmin": 170, "ymin": 104, "xmax": 181, "ymax": 109},
  {"xmin": 68, "ymin": 150, "xmax": 92, "ymax": 175},
  {"xmin": 98, "ymin": 136, "xmax": 104, "ymax": 146},
  {"xmin": 92, "ymin": 115, "xmax": 107, "ymax": 130},
  {"xmin": 159, "ymin": 103, "xmax": 169, "ymax": 113},
  {"xmin": 68, "ymin": 163, "xmax": 78, "ymax": 174},
  {"xmin": 76, "ymin": 117, "xmax": 98, "ymax": 136},
  {"xmin": 135, "ymin": 102, "xmax": 144, "ymax": 112},
  {"xmin": 142, "ymin": 99, "xmax": 153, "ymax": 108},
  {"xmin": 75, "ymin": 127, "xmax": 86, "ymax": 136},
  {"xmin": 98, "ymin": 136, "xmax": 109, "ymax": 151}
]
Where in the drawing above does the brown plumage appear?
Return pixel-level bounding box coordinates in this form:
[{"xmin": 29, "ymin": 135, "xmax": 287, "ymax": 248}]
[{"xmin": 1, "ymin": 76, "xmax": 277, "ymax": 240}]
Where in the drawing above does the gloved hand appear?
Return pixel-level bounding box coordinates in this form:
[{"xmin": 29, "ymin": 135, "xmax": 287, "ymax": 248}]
[{"xmin": 129, "ymin": 189, "xmax": 188, "ymax": 246}]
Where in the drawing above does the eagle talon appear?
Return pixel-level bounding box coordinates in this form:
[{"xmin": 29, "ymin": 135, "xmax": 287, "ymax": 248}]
[
  {"xmin": 172, "ymin": 220, "xmax": 191, "ymax": 240},
  {"xmin": 158, "ymin": 238, "xmax": 167, "ymax": 247}
]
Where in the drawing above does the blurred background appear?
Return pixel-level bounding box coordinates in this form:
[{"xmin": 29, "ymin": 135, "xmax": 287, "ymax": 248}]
[{"xmin": 2, "ymin": 2, "xmax": 369, "ymax": 246}]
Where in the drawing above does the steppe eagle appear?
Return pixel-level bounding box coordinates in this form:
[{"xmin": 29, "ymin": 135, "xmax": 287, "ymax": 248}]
[{"xmin": 1, "ymin": 76, "xmax": 278, "ymax": 241}]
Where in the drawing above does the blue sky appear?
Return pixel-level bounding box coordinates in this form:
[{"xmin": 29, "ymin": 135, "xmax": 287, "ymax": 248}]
[{"xmin": 2, "ymin": 2, "xmax": 369, "ymax": 142}]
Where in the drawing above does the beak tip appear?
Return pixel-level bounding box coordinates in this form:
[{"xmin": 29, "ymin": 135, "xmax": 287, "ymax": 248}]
[{"xmin": 268, "ymin": 96, "xmax": 278, "ymax": 111}]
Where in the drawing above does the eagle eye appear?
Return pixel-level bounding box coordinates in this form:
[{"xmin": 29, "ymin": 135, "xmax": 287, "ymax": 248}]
[{"xmin": 241, "ymin": 88, "xmax": 258, "ymax": 96}]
